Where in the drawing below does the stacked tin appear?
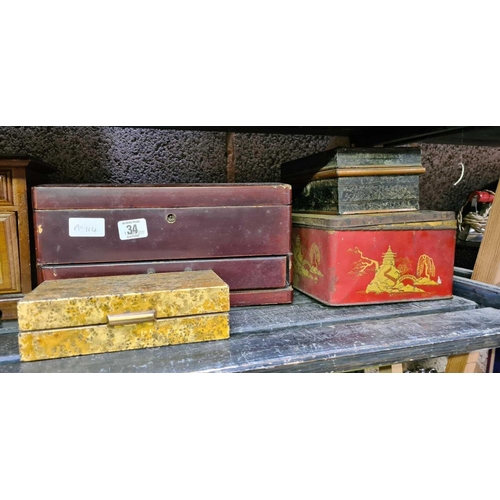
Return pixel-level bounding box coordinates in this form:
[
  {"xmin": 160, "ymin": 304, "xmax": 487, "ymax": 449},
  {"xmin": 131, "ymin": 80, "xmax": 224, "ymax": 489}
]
[{"xmin": 281, "ymin": 147, "xmax": 457, "ymax": 306}]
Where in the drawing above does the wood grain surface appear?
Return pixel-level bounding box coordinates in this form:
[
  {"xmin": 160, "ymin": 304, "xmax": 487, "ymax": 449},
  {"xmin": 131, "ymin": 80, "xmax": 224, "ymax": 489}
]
[
  {"xmin": 471, "ymin": 179, "xmax": 500, "ymax": 371},
  {"xmin": 472, "ymin": 180, "xmax": 500, "ymax": 286},
  {"xmin": 0, "ymin": 213, "xmax": 21, "ymax": 293}
]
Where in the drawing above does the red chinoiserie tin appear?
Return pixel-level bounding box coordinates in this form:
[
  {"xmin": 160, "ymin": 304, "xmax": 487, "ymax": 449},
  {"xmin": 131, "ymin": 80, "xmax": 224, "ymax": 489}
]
[{"xmin": 292, "ymin": 211, "xmax": 456, "ymax": 306}]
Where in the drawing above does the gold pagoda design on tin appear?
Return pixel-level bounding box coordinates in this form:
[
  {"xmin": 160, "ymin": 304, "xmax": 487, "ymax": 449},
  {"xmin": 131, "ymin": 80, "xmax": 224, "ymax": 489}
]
[
  {"xmin": 349, "ymin": 246, "xmax": 442, "ymax": 294},
  {"xmin": 292, "ymin": 235, "xmax": 324, "ymax": 283}
]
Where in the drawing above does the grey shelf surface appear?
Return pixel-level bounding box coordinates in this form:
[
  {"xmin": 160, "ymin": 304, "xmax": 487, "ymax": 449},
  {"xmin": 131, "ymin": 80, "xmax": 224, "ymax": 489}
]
[{"xmin": 2, "ymin": 285, "xmax": 499, "ymax": 373}]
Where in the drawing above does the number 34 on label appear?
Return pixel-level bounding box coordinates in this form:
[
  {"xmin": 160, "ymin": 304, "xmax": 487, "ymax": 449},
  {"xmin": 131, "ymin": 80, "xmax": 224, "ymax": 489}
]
[{"xmin": 117, "ymin": 218, "xmax": 148, "ymax": 240}]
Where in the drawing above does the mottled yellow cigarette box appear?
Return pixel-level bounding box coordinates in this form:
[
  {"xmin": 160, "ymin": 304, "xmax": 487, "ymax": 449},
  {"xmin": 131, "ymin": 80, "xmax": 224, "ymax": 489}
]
[{"xmin": 17, "ymin": 270, "xmax": 230, "ymax": 362}]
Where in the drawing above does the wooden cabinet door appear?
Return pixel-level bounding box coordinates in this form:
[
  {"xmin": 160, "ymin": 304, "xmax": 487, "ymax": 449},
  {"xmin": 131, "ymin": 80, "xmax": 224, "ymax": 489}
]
[{"xmin": 0, "ymin": 212, "xmax": 21, "ymax": 293}]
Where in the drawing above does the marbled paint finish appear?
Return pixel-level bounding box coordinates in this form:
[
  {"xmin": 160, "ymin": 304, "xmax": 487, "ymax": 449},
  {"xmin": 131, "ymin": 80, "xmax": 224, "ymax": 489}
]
[
  {"xmin": 17, "ymin": 270, "xmax": 230, "ymax": 331},
  {"xmin": 18, "ymin": 313, "xmax": 229, "ymax": 362},
  {"xmin": 292, "ymin": 175, "xmax": 420, "ymax": 214}
]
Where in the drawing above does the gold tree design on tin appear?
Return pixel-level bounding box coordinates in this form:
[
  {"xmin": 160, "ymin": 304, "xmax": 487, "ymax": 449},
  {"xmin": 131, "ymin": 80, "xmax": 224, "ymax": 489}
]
[
  {"xmin": 417, "ymin": 254, "xmax": 436, "ymax": 280},
  {"xmin": 348, "ymin": 247, "xmax": 379, "ymax": 275}
]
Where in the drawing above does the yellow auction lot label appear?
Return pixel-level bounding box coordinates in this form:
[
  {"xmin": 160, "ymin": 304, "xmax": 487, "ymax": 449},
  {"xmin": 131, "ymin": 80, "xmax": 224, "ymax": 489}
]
[{"xmin": 117, "ymin": 218, "xmax": 148, "ymax": 240}]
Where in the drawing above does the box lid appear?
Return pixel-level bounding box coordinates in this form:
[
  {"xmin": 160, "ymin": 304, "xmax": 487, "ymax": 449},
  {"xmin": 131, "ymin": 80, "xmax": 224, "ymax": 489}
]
[
  {"xmin": 17, "ymin": 270, "xmax": 229, "ymax": 332},
  {"xmin": 32, "ymin": 183, "xmax": 291, "ymax": 209},
  {"xmin": 292, "ymin": 210, "xmax": 457, "ymax": 230},
  {"xmin": 281, "ymin": 147, "xmax": 424, "ymax": 184}
]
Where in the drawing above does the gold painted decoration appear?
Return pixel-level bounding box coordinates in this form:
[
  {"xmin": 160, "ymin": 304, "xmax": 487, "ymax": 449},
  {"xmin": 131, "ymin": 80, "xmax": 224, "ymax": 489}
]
[
  {"xmin": 293, "ymin": 235, "xmax": 324, "ymax": 283},
  {"xmin": 349, "ymin": 246, "xmax": 441, "ymax": 294}
]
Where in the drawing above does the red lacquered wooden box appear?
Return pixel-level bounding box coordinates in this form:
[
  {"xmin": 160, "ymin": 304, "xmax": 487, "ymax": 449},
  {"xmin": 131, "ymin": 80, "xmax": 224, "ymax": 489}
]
[
  {"xmin": 292, "ymin": 211, "xmax": 456, "ymax": 306},
  {"xmin": 32, "ymin": 184, "xmax": 293, "ymax": 307}
]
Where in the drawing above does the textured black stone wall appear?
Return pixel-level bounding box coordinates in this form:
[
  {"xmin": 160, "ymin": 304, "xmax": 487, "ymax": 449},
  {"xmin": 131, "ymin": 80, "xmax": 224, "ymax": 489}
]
[
  {"xmin": 234, "ymin": 133, "xmax": 331, "ymax": 182},
  {"xmin": 419, "ymin": 143, "xmax": 500, "ymax": 213},
  {"xmin": 0, "ymin": 127, "xmax": 227, "ymax": 184},
  {"xmin": 0, "ymin": 127, "xmax": 499, "ymax": 214}
]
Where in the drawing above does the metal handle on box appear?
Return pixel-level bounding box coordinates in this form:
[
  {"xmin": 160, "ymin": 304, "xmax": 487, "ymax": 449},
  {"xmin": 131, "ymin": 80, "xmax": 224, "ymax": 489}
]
[{"xmin": 107, "ymin": 310, "xmax": 157, "ymax": 326}]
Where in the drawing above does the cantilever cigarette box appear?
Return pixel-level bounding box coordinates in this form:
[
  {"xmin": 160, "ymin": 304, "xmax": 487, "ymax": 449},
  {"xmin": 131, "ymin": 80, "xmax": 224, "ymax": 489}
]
[
  {"xmin": 281, "ymin": 147, "xmax": 424, "ymax": 215},
  {"xmin": 31, "ymin": 183, "xmax": 293, "ymax": 306},
  {"xmin": 17, "ymin": 270, "xmax": 230, "ymax": 361}
]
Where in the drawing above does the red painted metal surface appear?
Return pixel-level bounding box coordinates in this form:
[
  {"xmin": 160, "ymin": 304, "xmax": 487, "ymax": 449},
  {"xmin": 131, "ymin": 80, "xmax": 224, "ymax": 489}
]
[
  {"xmin": 467, "ymin": 191, "xmax": 495, "ymax": 203},
  {"xmin": 292, "ymin": 215, "xmax": 456, "ymax": 306}
]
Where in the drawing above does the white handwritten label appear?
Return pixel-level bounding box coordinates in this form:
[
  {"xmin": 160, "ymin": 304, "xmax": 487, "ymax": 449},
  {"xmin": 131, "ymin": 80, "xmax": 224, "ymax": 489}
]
[
  {"xmin": 69, "ymin": 218, "xmax": 106, "ymax": 237},
  {"xmin": 117, "ymin": 218, "xmax": 148, "ymax": 240}
]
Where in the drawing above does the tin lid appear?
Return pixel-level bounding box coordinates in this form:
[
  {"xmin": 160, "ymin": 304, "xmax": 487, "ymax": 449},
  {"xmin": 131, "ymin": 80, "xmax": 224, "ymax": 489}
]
[
  {"xmin": 281, "ymin": 147, "xmax": 423, "ymax": 184},
  {"xmin": 32, "ymin": 183, "xmax": 291, "ymax": 209},
  {"xmin": 292, "ymin": 210, "xmax": 457, "ymax": 230},
  {"xmin": 17, "ymin": 270, "xmax": 229, "ymax": 332}
]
